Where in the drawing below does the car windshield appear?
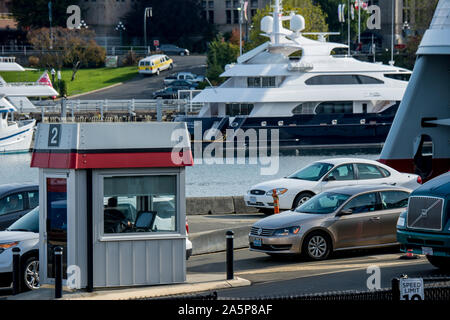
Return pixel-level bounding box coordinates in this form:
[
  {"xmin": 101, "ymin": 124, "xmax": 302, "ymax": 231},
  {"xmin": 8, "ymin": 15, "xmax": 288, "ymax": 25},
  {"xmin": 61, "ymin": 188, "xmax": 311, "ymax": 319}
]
[
  {"xmin": 287, "ymin": 162, "xmax": 334, "ymax": 181},
  {"xmin": 296, "ymin": 192, "xmax": 350, "ymax": 214},
  {"xmin": 7, "ymin": 206, "xmax": 39, "ymax": 233}
]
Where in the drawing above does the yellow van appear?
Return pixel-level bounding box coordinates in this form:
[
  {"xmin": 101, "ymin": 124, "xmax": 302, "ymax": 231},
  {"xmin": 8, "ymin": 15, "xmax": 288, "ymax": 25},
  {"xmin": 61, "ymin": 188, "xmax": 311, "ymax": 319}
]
[{"xmin": 138, "ymin": 55, "xmax": 173, "ymax": 76}]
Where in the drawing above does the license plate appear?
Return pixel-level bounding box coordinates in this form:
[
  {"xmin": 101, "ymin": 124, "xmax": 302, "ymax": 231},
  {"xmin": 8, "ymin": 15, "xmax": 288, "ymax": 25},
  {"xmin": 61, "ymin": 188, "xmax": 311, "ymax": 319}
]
[
  {"xmin": 250, "ymin": 196, "xmax": 257, "ymax": 203},
  {"xmin": 422, "ymin": 247, "xmax": 433, "ymax": 256},
  {"xmin": 253, "ymin": 238, "xmax": 262, "ymax": 247}
]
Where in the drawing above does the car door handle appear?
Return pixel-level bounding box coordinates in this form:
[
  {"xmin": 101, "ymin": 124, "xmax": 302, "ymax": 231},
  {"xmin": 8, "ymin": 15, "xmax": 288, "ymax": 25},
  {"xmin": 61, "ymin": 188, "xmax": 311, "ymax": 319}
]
[{"xmin": 370, "ymin": 216, "xmax": 381, "ymax": 221}]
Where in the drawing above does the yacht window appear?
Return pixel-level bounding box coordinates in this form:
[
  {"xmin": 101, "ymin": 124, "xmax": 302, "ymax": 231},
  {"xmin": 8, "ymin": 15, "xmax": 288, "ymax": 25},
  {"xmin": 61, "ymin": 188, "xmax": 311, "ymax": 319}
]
[
  {"xmin": 247, "ymin": 77, "xmax": 276, "ymax": 88},
  {"xmin": 384, "ymin": 73, "xmax": 411, "ymax": 81},
  {"xmin": 292, "ymin": 104, "xmax": 303, "ymax": 115},
  {"xmin": 226, "ymin": 103, "xmax": 254, "ymax": 116},
  {"xmin": 315, "ymin": 101, "xmax": 353, "ymax": 114},
  {"xmin": 305, "ymin": 75, "xmax": 383, "ymax": 85}
]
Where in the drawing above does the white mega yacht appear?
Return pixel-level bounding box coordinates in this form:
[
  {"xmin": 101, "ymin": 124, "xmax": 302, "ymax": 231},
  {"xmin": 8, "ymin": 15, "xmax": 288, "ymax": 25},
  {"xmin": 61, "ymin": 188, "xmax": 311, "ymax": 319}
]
[
  {"xmin": 0, "ymin": 57, "xmax": 58, "ymax": 153},
  {"xmin": 176, "ymin": 0, "xmax": 412, "ymax": 148}
]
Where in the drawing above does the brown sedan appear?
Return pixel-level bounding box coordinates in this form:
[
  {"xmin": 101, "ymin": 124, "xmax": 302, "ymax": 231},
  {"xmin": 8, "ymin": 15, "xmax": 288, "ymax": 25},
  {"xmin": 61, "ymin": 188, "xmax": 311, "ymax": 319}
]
[{"xmin": 249, "ymin": 185, "xmax": 411, "ymax": 260}]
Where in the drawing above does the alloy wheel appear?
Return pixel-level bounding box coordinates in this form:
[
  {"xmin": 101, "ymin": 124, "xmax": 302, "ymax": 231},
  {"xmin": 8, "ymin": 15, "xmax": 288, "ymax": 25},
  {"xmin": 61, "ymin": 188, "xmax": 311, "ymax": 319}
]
[
  {"xmin": 24, "ymin": 260, "xmax": 40, "ymax": 290},
  {"xmin": 307, "ymin": 235, "xmax": 327, "ymax": 259}
]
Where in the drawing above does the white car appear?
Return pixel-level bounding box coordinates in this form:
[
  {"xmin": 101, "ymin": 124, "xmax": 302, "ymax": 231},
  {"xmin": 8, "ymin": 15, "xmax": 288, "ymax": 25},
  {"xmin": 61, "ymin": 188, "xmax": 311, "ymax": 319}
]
[
  {"xmin": 244, "ymin": 158, "xmax": 422, "ymax": 214},
  {"xmin": 0, "ymin": 206, "xmax": 39, "ymax": 292}
]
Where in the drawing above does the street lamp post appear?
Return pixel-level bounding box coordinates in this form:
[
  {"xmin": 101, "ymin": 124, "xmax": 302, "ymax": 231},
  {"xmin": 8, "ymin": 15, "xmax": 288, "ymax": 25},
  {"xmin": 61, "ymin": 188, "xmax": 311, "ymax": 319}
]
[
  {"xmin": 115, "ymin": 21, "xmax": 126, "ymax": 47},
  {"xmin": 238, "ymin": 0, "xmax": 244, "ymax": 56},
  {"xmin": 144, "ymin": 7, "xmax": 152, "ymax": 50}
]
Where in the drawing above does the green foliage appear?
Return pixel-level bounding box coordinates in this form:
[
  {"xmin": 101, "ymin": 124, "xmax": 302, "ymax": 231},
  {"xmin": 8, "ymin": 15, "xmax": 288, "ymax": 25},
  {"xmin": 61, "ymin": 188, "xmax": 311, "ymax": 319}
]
[
  {"xmin": 54, "ymin": 79, "xmax": 67, "ymax": 97},
  {"xmin": 248, "ymin": 0, "xmax": 328, "ymax": 50},
  {"xmin": 27, "ymin": 28, "xmax": 106, "ymax": 69},
  {"xmin": 206, "ymin": 35, "xmax": 239, "ymax": 85},
  {"xmin": 11, "ymin": 0, "xmax": 74, "ymax": 29},
  {"xmin": 122, "ymin": 50, "xmax": 141, "ymax": 67}
]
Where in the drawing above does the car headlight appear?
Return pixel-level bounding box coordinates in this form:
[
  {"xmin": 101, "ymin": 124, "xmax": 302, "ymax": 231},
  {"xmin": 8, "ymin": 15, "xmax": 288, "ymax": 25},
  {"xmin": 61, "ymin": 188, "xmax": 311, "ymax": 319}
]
[
  {"xmin": 266, "ymin": 188, "xmax": 288, "ymax": 196},
  {"xmin": 0, "ymin": 242, "xmax": 19, "ymax": 254},
  {"xmin": 273, "ymin": 226, "xmax": 300, "ymax": 236}
]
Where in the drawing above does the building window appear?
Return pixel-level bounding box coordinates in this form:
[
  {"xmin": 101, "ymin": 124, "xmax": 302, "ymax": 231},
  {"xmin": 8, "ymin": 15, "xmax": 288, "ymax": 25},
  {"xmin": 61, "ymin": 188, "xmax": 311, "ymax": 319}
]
[
  {"xmin": 225, "ymin": 103, "xmax": 254, "ymax": 116},
  {"xmin": 247, "ymin": 77, "xmax": 276, "ymax": 88},
  {"xmin": 208, "ymin": 10, "xmax": 214, "ymax": 23},
  {"xmin": 226, "ymin": 0, "xmax": 231, "ymax": 8},
  {"xmin": 208, "ymin": 0, "xmax": 214, "ymax": 9},
  {"xmin": 233, "ymin": 0, "xmax": 239, "ymax": 8},
  {"xmin": 202, "ymin": 0, "xmax": 206, "ymax": 9},
  {"xmin": 103, "ymin": 175, "xmax": 177, "ymax": 234},
  {"xmin": 305, "ymin": 75, "xmax": 384, "ymax": 85},
  {"xmin": 314, "ymin": 101, "xmax": 353, "ymax": 114},
  {"xmin": 226, "ymin": 10, "xmax": 232, "ymax": 24},
  {"xmin": 251, "ymin": 0, "xmax": 258, "ymax": 7},
  {"xmin": 233, "ymin": 9, "xmax": 239, "ymax": 24}
]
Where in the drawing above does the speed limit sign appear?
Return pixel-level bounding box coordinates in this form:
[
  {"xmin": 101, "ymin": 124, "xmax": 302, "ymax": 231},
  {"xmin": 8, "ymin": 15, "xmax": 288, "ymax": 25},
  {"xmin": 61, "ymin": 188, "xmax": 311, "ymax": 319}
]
[{"xmin": 400, "ymin": 278, "xmax": 424, "ymax": 300}]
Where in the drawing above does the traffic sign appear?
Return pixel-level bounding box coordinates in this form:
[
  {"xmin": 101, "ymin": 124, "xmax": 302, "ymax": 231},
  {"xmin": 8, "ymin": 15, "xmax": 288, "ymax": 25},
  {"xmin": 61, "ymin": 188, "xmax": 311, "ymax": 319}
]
[
  {"xmin": 399, "ymin": 278, "xmax": 424, "ymax": 300},
  {"xmin": 153, "ymin": 40, "xmax": 159, "ymax": 47}
]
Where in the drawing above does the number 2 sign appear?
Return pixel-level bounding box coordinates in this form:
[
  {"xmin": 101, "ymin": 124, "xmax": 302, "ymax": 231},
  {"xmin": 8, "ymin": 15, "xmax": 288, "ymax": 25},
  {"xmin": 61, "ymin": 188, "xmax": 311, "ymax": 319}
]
[{"xmin": 48, "ymin": 124, "xmax": 61, "ymax": 147}]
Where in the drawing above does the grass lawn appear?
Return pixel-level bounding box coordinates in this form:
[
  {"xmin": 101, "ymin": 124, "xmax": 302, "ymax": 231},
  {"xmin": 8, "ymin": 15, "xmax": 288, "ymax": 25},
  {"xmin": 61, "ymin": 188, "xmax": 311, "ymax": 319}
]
[{"xmin": 0, "ymin": 66, "xmax": 138, "ymax": 96}]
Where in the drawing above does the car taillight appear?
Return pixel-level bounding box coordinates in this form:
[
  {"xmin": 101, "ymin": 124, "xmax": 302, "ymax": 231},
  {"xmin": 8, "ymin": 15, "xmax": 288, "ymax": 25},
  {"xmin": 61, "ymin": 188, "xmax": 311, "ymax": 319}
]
[{"xmin": 417, "ymin": 176, "xmax": 422, "ymax": 184}]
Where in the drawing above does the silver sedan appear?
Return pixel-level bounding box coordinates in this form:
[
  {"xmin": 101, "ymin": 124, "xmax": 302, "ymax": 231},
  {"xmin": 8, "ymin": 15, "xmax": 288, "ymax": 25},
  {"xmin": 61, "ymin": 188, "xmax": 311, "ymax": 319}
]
[{"xmin": 249, "ymin": 185, "xmax": 411, "ymax": 260}]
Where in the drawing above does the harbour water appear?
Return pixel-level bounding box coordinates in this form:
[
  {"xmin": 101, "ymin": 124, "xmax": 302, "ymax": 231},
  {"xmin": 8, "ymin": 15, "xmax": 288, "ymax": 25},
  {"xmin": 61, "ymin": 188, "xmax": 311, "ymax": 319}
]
[{"xmin": 0, "ymin": 151, "xmax": 379, "ymax": 197}]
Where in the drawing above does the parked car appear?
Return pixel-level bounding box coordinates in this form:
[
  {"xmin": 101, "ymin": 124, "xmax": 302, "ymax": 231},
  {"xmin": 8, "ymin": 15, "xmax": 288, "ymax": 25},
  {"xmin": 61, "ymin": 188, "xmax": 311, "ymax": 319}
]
[
  {"xmin": 138, "ymin": 55, "xmax": 173, "ymax": 76},
  {"xmin": 164, "ymin": 72, "xmax": 205, "ymax": 85},
  {"xmin": 168, "ymin": 80, "xmax": 198, "ymax": 90},
  {"xmin": 249, "ymin": 185, "xmax": 412, "ymax": 260},
  {"xmin": 160, "ymin": 44, "xmax": 190, "ymax": 56},
  {"xmin": 397, "ymin": 172, "xmax": 450, "ymax": 271},
  {"xmin": 0, "ymin": 183, "xmax": 39, "ymax": 231},
  {"xmin": 244, "ymin": 158, "xmax": 421, "ymax": 214},
  {"xmin": 0, "ymin": 206, "xmax": 39, "ymax": 291},
  {"xmin": 152, "ymin": 87, "xmax": 179, "ymax": 99}
]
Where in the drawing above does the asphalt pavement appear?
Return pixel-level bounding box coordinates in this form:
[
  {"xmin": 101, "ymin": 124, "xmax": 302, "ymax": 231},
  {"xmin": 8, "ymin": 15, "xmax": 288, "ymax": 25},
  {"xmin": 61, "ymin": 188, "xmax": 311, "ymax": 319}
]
[{"xmin": 71, "ymin": 55, "xmax": 206, "ymax": 100}]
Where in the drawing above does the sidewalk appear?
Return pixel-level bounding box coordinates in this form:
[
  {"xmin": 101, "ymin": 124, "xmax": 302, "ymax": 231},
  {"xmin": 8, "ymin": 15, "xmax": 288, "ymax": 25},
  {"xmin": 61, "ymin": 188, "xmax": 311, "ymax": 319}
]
[{"xmin": 7, "ymin": 274, "xmax": 250, "ymax": 300}]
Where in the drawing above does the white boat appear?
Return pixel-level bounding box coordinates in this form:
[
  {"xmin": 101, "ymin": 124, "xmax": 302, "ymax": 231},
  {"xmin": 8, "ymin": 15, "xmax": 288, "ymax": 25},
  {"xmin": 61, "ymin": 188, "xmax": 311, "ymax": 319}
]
[
  {"xmin": 176, "ymin": 0, "xmax": 412, "ymax": 148},
  {"xmin": 0, "ymin": 57, "xmax": 58, "ymax": 153},
  {"xmin": 379, "ymin": 0, "xmax": 450, "ymax": 180}
]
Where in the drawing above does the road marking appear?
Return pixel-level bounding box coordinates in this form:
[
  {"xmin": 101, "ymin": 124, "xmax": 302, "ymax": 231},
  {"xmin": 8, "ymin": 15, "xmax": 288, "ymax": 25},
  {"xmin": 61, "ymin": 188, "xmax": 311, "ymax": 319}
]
[{"xmin": 236, "ymin": 255, "xmax": 429, "ymax": 276}]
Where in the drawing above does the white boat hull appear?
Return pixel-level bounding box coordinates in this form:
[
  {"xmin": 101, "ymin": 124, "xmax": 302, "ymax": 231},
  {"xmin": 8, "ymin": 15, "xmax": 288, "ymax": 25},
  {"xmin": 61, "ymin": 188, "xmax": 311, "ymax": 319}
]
[{"xmin": 0, "ymin": 120, "xmax": 35, "ymax": 153}]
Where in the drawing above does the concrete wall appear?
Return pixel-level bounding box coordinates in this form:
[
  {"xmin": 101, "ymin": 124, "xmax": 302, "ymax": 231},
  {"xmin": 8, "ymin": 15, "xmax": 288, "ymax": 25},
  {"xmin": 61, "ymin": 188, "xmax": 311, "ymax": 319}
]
[{"xmin": 186, "ymin": 196, "xmax": 258, "ymax": 215}]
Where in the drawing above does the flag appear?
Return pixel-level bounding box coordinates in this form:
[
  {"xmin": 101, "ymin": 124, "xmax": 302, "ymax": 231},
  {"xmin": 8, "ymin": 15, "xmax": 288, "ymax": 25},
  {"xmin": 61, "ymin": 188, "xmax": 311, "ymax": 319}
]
[
  {"xmin": 37, "ymin": 71, "xmax": 56, "ymax": 99},
  {"xmin": 351, "ymin": 4, "xmax": 355, "ymax": 20},
  {"xmin": 244, "ymin": 1, "xmax": 248, "ymax": 21}
]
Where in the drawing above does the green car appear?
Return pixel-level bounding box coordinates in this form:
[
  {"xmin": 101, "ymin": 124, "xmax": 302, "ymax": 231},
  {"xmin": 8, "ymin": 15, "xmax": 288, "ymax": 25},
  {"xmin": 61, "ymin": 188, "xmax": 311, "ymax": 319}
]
[{"xmin": 397, "ymin": 172, "xmax": 450, "ymax": 270}]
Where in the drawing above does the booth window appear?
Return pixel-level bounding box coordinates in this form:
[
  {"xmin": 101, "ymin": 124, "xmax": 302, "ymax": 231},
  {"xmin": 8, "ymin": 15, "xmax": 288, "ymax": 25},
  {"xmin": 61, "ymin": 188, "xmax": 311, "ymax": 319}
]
[{"xmin": 103, "ymin": 175, "xmax": 177, "ymax": 234}]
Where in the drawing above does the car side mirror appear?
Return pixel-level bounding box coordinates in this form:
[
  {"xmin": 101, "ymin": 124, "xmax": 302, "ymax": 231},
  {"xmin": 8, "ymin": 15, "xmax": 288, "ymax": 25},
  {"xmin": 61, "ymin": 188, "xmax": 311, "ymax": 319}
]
[
  {"xmin": 324, "ymin": 175, "xmax": 336, "ymax": 182},
  {"xmin": 337, "ymin": 209, "xmax": 353, "ymax": 216}
]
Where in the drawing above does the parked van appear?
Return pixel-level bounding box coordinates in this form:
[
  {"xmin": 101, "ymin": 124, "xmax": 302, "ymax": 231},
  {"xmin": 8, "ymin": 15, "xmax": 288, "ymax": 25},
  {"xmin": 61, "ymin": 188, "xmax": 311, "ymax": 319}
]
[
  {"xmin": 397, "ymin": 172, "xmax": 450, "ymax": 270},
  {"xmin": 138, "ymin": 55, "xmax": 173, "ymax": 76}
]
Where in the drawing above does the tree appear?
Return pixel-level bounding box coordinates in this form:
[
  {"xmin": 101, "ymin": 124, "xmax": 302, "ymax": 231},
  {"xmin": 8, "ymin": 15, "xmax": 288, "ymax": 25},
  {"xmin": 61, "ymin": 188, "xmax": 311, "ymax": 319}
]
[
  {"xmin": 248, "ymin": 0, "xmax": 328, "ymax": 50},
  {"xmin": 27, "ymin": 27, "xmax": 106, "ymax": 76},
  {"xmin": 122, "ymin": 0, "xmax": 216, "ymax": 52},
  {"xmin": 206, "ymin": 35, "xmax": 239, "ymax": 85},
  {"xmin": 11, "ymin": 0, "xmax": 75, "ymax": 29}
]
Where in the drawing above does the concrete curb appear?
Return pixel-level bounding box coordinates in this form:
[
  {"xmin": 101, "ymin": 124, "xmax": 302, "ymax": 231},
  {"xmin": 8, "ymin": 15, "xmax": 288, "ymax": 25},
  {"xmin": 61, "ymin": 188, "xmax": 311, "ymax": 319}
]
[
  {"xmin": 63, "ymin": 277, "xmax": 251, "ymax": 300},
  {"xmin": 68, "ymin": 82, "xmax": 124, "ymax": 99},
  {"xmin": 190, "ymin": 225, "xmax": 252, "ymax": 255}
]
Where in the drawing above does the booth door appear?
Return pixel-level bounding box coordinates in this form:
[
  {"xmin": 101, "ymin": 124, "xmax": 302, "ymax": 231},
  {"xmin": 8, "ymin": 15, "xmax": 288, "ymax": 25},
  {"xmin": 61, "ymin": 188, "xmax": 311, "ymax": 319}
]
[{"xmin": 45, "ymin": 177, "xmax": 68, "ymax": 280}]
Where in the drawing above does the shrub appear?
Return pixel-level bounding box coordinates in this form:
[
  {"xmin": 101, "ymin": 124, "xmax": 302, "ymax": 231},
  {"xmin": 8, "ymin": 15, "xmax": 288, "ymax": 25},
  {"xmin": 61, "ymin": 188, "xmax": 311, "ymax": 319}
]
[
  {"xmin": 122, "ymin": 50, "xmax": 140, "ymax": 66},
  {"xmin": 28, "ymin": 56, "xmax": 40, "ymax": 67}
]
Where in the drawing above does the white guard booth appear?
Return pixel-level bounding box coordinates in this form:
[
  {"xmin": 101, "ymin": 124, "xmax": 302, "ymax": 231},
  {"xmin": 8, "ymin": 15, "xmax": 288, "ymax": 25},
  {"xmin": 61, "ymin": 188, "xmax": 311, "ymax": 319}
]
[{"xmin": 31, "ymin": 122, "xmax": 193, "ymax": 290}]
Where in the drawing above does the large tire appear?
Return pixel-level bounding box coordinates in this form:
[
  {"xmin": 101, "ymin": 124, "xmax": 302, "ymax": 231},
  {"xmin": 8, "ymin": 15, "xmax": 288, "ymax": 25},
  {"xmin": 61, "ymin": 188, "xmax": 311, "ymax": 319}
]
[
  {"xmin": 156, "ymin": 69, "xmax": 160, "ymax": 76},
  {"xmin": 21, "ymin": 255, "xmax": 40, "ymax": 292},
  {"xmin": 302, "ymin": 232, "xmax": 332, "ymax": 261},
  {"xmin": 292, "ymin": 192, "xmax": 314, "ymax": 209},
  {"xmin": 426, "ymin": 255, "xmax": 450, "ymax": 271}
]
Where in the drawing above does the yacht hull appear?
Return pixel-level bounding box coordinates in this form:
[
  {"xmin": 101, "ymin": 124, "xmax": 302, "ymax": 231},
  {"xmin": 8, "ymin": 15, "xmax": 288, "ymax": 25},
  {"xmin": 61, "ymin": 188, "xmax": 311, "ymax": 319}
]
[{"xmin": 0, "ymin": 120, "xmax": 35, "ymax": 153}]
